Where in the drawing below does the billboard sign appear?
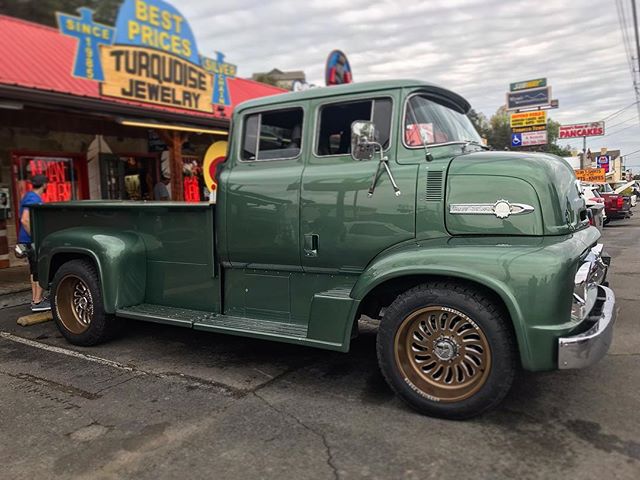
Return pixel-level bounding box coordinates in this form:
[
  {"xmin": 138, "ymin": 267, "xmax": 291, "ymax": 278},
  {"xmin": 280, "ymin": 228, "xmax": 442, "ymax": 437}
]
[
  {"xmin": 510, "ymin": 78, "xmax": 547, "ymax": 92},
  {"xmin": 575, "ymin": 168, "xmax": 606, "ymax": 183},
  {"xmin": 596, "ymin": 155, "xmax": 610, "ymax": 173},
  {"xmin": 57, "ymin": 0, "xmax": 236, "ymax": 111},
  {"xmin": 511, "ymin": 130, "xmax": 548, "ymax": 147},
  {"xmin": 559, "ymin": 122, "xmax": 605, "ymax": 139},
  {"xmin": 506, "ymin": 86, "xmax": 552, "ymax": 110},
  {"xmin": 510, "ymin": 111, "xmax": 547, "ymax": 128}
]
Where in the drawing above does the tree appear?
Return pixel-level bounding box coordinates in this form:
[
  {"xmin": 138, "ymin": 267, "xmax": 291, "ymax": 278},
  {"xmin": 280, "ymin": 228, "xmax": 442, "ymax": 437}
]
[
  {"xmin": 0, "ymin": 0, "xmax": 122, "ymax": 27},
  {"xmin": 467, "ymin": 109, "xmax": 490, "ymax": 139},
  {"xmin": 486, "ymin": 106, "xmax": 511, "ymax": 150}
]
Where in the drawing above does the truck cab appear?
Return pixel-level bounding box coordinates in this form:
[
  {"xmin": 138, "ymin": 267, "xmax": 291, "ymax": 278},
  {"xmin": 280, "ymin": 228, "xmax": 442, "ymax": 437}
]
[{"xmin": 33, "ymin": 80, "xmax": 616, "ymax": 419}]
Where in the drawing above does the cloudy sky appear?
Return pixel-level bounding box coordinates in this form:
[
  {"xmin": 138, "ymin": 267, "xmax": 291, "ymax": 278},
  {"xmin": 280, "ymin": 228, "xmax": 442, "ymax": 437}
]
[{"xmin": 178, "ymin": 0, "xmax": 640, "ymax": 168}]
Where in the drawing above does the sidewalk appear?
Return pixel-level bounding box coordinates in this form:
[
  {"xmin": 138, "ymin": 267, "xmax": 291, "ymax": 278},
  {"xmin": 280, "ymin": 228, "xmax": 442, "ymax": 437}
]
[{"xmin": 0, "ymin": 265, "xmax": 31, "ymax": 308}]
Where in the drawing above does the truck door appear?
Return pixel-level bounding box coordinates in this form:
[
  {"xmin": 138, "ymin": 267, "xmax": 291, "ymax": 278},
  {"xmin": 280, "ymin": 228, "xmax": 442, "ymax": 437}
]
[
  {"xmin": 300, "ymin": 95, "xmax": 417, "ymax": 272},
  {"xmin": 224, "ymin": 106, "xmax": 304, "ymax": 269},
  {"xmin": 220, "ymin": 105, "xmax": 306, "ymax": 321}
]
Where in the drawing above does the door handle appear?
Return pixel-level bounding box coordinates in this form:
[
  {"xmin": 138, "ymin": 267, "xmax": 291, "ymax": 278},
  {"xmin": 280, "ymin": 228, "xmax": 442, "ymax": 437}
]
[{"xmin": 304, "ymin": 234, "xmax": 319, "ymax": 257}]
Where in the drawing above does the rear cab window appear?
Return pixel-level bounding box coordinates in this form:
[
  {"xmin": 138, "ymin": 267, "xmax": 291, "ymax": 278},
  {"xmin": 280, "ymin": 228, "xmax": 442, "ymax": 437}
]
[{"xmin": 242, "ymin": 108, "xmax": 304, "ymax": 161}]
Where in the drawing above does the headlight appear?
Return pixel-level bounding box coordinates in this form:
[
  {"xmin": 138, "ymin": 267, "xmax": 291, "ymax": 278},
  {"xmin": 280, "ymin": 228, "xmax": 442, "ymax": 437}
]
[{"xmin": 571, "ymin": 246, "xmax": 604, "ymax": 321}]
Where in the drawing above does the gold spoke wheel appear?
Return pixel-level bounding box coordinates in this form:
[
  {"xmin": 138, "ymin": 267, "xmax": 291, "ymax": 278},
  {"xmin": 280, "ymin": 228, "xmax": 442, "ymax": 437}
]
[
  {"xmin": 55, "ymin": 275, "xmax": 94, "ymax": 335},
  {"xmin": 394, "ymin": 306, "xmax": 491, "ymax": 403}
]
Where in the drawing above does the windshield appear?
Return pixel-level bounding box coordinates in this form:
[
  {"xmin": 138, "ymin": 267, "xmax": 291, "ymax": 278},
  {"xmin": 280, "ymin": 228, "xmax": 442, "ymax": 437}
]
[
  {"xmin": 404, "ymin": 94, "xmax": 482, "ymax": 147},
  {"xmin": 598, "ymin": 184, "xmax": 614, "ymax": 193}
]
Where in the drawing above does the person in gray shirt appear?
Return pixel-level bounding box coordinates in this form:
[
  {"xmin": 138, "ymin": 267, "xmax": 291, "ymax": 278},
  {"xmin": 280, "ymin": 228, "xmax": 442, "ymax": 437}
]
[{"xmin": 153, "ymin": 176, "xmax": 170, "ymax": 201}]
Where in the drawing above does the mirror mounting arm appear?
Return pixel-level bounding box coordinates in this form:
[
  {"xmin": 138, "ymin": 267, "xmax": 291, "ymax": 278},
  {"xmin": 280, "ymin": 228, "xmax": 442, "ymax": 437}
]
[{"xmin": 367, "ymin": 145, "xmax": 401, "ymax": 198}]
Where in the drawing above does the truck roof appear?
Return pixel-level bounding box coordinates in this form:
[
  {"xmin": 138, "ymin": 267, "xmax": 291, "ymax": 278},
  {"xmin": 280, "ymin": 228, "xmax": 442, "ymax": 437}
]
[{"xmin": 235, "ymin": 79, "xmax": 471, "ymax": 114}]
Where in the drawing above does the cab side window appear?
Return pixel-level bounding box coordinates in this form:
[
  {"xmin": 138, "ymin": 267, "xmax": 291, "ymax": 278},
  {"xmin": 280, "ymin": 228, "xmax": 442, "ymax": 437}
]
[
  {"xmin": 316, "ymin": 98, "xmax": 392, "ymax": 156},
  {"xmin": 242, "ymin": 108, "xmax": 303, "ymax": 161}
]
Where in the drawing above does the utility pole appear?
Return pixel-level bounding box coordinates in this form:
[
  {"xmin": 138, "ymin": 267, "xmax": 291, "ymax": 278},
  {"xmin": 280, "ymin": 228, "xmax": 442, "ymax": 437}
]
[
  {"xmin": 631, "ymin": 0, "xmax": 640, "ymax": 122},
  {"xmin": 632, "ymin": 0, "xmax": 640, "ymax": 78}
]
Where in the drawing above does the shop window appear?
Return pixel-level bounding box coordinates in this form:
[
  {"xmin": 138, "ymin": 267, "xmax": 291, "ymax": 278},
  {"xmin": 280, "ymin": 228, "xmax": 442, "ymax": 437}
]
[
  {"xmin": 12, "ymin": 154, "xmax": 87, "ymax": 203},
  {"xmin": 100, "ymin": 154, "xmax": 159, "ymax": 201},
  {"xmin": 316, "ymin": 98, "xmax": 392, "ymax": 156},
  {"xmin": 241, "ymin": 108, "xmax": 304, "ymax": 161}
]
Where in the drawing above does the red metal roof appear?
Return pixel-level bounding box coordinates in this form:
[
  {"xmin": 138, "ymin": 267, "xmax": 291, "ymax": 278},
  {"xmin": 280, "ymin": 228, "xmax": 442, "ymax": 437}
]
[{"xmin": 0, "ymin": 15, "xmax": 285, "ymax": 121}]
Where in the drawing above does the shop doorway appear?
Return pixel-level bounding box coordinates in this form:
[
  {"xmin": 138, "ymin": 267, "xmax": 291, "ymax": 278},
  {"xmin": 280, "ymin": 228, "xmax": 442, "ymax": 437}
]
[{"xmin": 100, "ymin": 153, "xmax": 159, "ymax": 201}]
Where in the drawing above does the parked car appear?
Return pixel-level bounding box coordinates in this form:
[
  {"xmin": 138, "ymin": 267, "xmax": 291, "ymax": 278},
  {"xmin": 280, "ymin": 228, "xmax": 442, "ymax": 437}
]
[
  {"xmin": 596, "ymin": 182, "xmax": 632, "ymax": 220},
  {"xmin": 610, "ymin": 181, "xmax": 638, "ymax": 207},
  {"xmin": 581, "ymin": 184, "xmax": 607, "ymax": 229},
  {"xmin": 32, "ymin": 80, "xmax": 616, "ymax": 419}
]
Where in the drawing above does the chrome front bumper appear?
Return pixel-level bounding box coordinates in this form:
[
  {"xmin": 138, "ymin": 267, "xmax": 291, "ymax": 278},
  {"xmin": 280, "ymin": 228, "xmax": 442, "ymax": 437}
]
[{"xmin": 558, "ymin": 285, "xmax": 616, "ymax": 369}]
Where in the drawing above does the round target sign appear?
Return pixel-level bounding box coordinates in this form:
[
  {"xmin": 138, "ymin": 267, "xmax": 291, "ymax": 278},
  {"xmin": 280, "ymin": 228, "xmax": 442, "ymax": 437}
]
[{"xmin": 203, "ymin": 141, "xmax": 228, "ymax": 191}]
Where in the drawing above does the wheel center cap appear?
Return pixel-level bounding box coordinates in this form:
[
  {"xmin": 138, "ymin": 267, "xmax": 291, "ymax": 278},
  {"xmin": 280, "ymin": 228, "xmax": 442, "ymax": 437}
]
[{"xmin": 434, "ymin": 337, "xmax": 458, "ymax": 361}]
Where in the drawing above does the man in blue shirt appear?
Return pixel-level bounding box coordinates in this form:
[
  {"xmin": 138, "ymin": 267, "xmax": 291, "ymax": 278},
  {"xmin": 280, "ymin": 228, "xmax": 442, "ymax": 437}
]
[{"xmin": 18, "ymin": 174, "xmax": 50, "ymax": 312}]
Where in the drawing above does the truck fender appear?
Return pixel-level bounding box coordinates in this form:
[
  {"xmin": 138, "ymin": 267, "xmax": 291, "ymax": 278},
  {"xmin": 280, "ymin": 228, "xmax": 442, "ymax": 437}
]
[
  {"xmin": 38, "ymin": 227, "xmax": 146, "ymax": 313},
  {"xmin": 350, "ymin": 247, "xmax": 532, "ymax": 368}
]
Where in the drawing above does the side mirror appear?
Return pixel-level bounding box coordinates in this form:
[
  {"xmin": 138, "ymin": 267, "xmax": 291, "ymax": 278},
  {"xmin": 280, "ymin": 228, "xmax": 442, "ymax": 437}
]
[{"xmin": 351, "ymin": 120, "xmax": 379, "ymax": 161}]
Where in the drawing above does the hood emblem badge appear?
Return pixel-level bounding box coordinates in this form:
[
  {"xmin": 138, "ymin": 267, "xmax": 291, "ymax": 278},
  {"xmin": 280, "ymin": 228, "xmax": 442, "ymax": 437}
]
[{"xmin": 449, "ymin": 200, "xmax": 535, "ymax": 219}]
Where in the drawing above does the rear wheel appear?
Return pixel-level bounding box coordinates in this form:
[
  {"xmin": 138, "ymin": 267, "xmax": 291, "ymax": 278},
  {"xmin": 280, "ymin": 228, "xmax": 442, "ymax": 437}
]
[
  {"xmin": 52, "ymin": 259, "xmax": 123, "ymax": 346},
  {"xmin": 377, "ymin": 282, "xmax": 517, "ymax": 419}
]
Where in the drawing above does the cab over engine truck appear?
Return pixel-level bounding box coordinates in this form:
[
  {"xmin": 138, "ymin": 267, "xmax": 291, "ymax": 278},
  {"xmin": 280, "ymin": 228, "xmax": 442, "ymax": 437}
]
[{"xmin": 32, "ymin": 80, "xmax": 616, "ymax": 419}]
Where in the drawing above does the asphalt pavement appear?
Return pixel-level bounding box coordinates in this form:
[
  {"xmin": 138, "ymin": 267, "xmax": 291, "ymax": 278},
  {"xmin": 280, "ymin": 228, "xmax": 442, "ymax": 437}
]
[{"xmin": 1, "ymin": 216, "xmax": 639, "ymax": 480}]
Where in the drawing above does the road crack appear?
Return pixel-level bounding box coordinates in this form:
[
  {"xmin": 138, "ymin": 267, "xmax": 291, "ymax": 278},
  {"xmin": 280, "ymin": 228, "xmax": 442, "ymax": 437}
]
[{"xmin": 253, "ymin": 390, "xmax": 339, "ymax": 480}]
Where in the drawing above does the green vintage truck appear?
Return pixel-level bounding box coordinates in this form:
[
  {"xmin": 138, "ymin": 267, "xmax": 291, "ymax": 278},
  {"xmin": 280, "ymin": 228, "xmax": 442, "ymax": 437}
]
[{"xmin": 32, "ymin": 80, "xmax": 616, "ymax": 419}]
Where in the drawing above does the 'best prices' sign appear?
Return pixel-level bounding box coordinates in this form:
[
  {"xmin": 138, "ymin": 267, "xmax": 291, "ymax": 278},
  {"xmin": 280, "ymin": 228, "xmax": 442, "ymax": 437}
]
[{"xmin": 559, "ymin": 122, "xmax": 605, "ymax": 139}]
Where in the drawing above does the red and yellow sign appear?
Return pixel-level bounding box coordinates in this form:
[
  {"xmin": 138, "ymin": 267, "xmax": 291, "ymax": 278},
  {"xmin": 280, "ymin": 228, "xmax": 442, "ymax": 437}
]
[
  {"xmin": 203, "ymin": 141, "xmax": 227, "ymax": 190},
  {"xmin": 510, "ymin": 111, "xmax": 547, "ymax": 128},
  {"xmin": 575, "ymin": 168, "xmax": 606, "ymax": 183}
]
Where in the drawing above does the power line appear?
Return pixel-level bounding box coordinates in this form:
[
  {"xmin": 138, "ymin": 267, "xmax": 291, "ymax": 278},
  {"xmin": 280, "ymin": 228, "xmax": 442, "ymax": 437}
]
[
  {"xmin": 600, "ymin": 122, "xmax": 640, "ymax": 138},
  {"xmin": 605, "ymin": 112, "xmax": 638, "ymax": 129},
  {"xmin": 601, "ymin": 100, "xmax": 639, "ymax": 121}
]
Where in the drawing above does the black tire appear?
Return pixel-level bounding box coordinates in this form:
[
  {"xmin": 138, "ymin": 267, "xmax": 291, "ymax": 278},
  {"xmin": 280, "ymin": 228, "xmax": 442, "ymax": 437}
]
[
  {"xmin": 51, "ymin": 259, "xmax": 124, "ymax": 346},
  {"xmin": 376, "ymin": 281, "xmax": 517, "ymax": 420}
]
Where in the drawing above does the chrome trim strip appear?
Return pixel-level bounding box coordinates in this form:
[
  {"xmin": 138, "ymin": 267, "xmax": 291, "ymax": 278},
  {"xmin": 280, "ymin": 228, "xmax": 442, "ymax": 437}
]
[
  {"xmin": 448, "ymin": 200, "xmax": 535, "ymax": 218},
  {"xmin": 559, "ymin": 285, "xmax": 616, "ymax": 369}
]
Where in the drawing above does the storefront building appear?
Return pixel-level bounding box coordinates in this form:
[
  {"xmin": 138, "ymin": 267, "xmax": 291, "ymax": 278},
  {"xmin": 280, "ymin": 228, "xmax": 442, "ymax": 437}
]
[{"xmin": 0, "ymin": 3, "xmax": 284, "ymax": 267}]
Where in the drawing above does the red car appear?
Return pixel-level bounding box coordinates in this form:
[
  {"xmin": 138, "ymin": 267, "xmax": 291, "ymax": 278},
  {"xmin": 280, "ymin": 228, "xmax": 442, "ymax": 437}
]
[{"xmin": 596, "ymin": 183, "xmax": 632, "ymax": 220}]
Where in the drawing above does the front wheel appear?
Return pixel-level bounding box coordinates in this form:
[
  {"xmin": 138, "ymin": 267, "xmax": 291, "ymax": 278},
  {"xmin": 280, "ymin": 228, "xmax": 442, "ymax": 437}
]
[
  {"xmin": 377, "ymin": 282, "xmax": 517, "ymax": 419},
  {"xmin": 51, "ymin": 259, "xmax": 123, "ymax": 346}
]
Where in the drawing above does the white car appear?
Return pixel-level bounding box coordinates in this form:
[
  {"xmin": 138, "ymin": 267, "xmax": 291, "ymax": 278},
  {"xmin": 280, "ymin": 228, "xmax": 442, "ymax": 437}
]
[{"xmin": 581, "ymin": 183, "xmax": 607, "ymax": 230}]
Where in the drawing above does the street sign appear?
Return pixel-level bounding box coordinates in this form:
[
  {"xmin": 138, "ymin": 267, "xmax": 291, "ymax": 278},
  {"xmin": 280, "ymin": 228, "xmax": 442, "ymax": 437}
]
[
  {"xmin": 507, "ymin": 87, "xmax": 552, "ymax": 110},
  {"xmin": 511, "ymin": 125, "xmax": 547, "ymax": 133},
  {"xmin": 511, "ymin": 130, "xmax": 547, "ymax": 147},
  {"xmin": 510, "ymin": 78, "xmax": 547, "ymax": 92},
  {"xmin": 575, "ymin": 168, "xmax": 606, "ymax": 183},
  {"xmin": 510, "ymin": 111, "xmax": 547, "ymax": 128},
  {"xmin": 511, "ymin": 133, "xmax": 522, "ymax": 147},
  {"xmin": 596, "ymin": 155, "xmax": 610, "ymax": 173},
  {"xmin": 559, "ymin": 122, "xmax": 605, "ymax": 139}
]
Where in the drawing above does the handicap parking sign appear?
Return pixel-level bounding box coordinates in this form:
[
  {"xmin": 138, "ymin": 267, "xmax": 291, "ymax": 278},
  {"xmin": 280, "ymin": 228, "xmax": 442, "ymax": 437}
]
[{"xmin": 511, "ymin": 133, "xmax": 522, "ymax": 147}]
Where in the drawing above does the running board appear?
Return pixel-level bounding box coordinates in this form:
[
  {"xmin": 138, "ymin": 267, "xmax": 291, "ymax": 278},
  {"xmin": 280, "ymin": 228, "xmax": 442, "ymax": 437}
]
[{"xmin": 116, "ymin": 303, "xmax": 308, "ymax": 340}]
